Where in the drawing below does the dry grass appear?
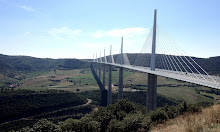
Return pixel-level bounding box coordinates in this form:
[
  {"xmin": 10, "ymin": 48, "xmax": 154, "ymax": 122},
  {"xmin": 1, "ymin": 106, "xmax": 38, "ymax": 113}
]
[
  {"xmin": 151, "ymin": 104, "xmax": 220, "ymax": 132},
  {"xmin": 21, "ymin": 77, "xmax": 49, "ymax": 86},
  {"xmin": 124, "ymin": 72, "xmax": 147, "ymax": 85}
]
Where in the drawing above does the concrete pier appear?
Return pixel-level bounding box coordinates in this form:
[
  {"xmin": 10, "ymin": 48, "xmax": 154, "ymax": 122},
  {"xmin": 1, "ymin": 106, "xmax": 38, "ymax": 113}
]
[
  {"xmin": 99, "ymin": 65, "xmax": 101, "ymax": 79},
  {"xmin": 118, "ymin": 67, "xmax": 123, "ymax": 99},
  {"xmin": 101, "ymin": 89, "xmax": 107, "ymax": 107},
  {"xmin": 96, "ymin": 64, "xmax": 98, "ymax": 74},
  {"xmin": 107, "ymin": 65, "xmax": 112, "ymax": 105},
  {"xmin": 103, "ymin": 65, "xmax": 106, "ymax": 89},
  {"xmin": 146, "ymin": 73, "xmax": 157, "ymax": 113},
  {"xmin": 90, "ymin": 63, "xmax": 107, "ymax": 106}
]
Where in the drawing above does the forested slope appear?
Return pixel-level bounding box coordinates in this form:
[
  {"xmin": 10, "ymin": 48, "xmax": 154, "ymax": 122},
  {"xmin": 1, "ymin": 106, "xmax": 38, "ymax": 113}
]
[
  {"xmin": 0, "ymin": 54, "xmax": 89, "ymax": 77},
  {"xmin": 0, "ymin": 90, "xmax": 87, "ymax": 124},
  {"xmin": 0, "ymin": 53, "xmax": 219, "ymax": 76}
]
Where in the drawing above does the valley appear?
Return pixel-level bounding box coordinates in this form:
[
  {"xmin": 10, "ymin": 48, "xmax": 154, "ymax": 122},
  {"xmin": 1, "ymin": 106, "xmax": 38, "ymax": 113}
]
[{"xmin": 0, "ymin": 54, "xmax": 220, "ymax": 131}]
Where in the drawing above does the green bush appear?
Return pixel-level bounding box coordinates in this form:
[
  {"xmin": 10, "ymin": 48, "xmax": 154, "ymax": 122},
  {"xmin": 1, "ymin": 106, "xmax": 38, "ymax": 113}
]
[
  {"xmin": 79, "ymin": 114, "xmax": 93, "ymax": 131},
  {"xmin": 121, "ymin": 112, "xmax": 145, "ymax": 132},
  {"xmin": 59, "ymin": 118, "xmax": 81, "ymax": 132},
  {"xmin": 149, "ymin": 109, "xmax": 168, "ymax": 124},
  {"xmin": 163, "ymin": 105, "xmax": 179, "ymax": 118},
  {"xmin": 107, "ymin": 119, "xmax": 125, "ymax": 132},
  {"xmin": 141, "ymin": 116, "xmax": 152, "ymax": 131},
  {"xmin": 186, "ymin": 104, "xmax": 202, "ymax": 113},
  {"xmin": 32, "ymin": 119, "xmax": 60, "ymax": 132},
  {"xmin": 87, "ymin": 121, "xmax": 101, "ymax": 132}
]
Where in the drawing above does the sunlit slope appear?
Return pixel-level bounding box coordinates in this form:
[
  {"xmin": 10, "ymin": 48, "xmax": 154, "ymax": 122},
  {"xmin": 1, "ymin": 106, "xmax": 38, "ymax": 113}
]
[{"xmin": 151, "ymin": 104, "xmax": 220, "ymax": 132}]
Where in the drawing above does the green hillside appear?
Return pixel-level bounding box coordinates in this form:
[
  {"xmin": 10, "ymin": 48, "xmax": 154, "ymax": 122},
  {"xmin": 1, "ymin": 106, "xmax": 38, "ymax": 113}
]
[
  {"xmin": 1, "ymin": 53, "xmax": 220, "ymax": 76},
  {"xmin": 0, "ymin": 54, "xmax": 89, "ymax": 88},
  {"xmin": 0, "ymin": 54, "xmax": 89, "ymax": 75}
]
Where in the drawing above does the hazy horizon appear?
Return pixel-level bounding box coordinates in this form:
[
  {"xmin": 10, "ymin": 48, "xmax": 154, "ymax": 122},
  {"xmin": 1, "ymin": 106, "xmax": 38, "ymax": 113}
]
[{"xmin": 1, "ymin": 52, "xmax": 219, "ymax": 60}]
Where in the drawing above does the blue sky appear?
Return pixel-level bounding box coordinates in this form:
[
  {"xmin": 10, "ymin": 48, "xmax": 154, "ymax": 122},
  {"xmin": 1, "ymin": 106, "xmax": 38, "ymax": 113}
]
[{"xmin": 0, "ymin": 0, "xmax": 219, "ymax": 59}]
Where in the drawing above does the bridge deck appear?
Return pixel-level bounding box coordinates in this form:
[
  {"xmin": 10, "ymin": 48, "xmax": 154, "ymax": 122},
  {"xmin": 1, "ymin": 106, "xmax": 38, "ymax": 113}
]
[{"xmin": 91, "ymin": 62, "xmax": 220, "ymax": 90}]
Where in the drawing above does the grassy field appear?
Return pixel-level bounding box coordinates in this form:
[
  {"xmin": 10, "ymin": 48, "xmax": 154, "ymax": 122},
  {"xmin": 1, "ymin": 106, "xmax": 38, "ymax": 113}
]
[
  {"xmin": 157, "ymin": 86, "xmax": 214, "ymax": 103},
  {"xmin": 121, "ymin": 70, "xmax": 219, "ymax": 104},
  {"xmin": 16, "ymin": 69, "xmax": 100, "ymax": 92},
  {"xmin": 1, "ymin": 68, "xmax": 219, "ymax": 104}
]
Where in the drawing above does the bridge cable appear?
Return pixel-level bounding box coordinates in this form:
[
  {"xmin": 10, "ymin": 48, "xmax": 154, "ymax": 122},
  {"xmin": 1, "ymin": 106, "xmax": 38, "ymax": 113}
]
[{"xmin": 159, "ymin": 27, "xmax": 208, "ymax": 82}]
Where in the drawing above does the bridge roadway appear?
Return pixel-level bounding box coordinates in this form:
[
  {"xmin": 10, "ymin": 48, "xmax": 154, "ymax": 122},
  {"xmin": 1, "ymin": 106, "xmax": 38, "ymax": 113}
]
[{"xmin": 91, "ymin": 62, "xmax": 220, "ymax": 90}]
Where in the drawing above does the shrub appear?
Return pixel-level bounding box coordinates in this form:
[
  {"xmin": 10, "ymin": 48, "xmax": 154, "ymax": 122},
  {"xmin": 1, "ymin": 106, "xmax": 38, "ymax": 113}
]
[
  {"xmin": 141, "ymin": 116, "xmax": 152, "ymax": 131},
  {"xmin": 186, "ymin": 104, "xmax": 202, "ymax": 113},
  {"xmin": 162, "ymin": 105, "xmax": 179, "ymax": 118},
  {"xmin": 79, "ymin": 114, "xmax": 93, "ymax": 131},
  {"xmin": 59, "ymin": 118, "xmax": 81, "ymax": 132},
  {"xmin": 32, "ymin": 119, "xmax": 61, "ymax": 132},
  {"xmin": 122, "ymin": 112, "xmax": 145, "ymax": 132},
  {"xmin": 87, "ymin": 121, "xmax": 101, "ymax": 132},
  {"xmin": 149, "ymin": 109, "xmax": 168, "ymax": 124},
  {"xmin": 107, "ymin": 119, "xmax": 125, "ymax": 132}
]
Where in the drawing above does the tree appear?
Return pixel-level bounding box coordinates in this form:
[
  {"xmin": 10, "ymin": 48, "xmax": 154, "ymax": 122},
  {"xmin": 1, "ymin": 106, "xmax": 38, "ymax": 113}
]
[
  {"xmin": 32, "ymin": 119, "xmax": 61, "ymax": 132},
  {"xmin": 59, "ymin": 118, "xmax": 81, "ymax": 131}
]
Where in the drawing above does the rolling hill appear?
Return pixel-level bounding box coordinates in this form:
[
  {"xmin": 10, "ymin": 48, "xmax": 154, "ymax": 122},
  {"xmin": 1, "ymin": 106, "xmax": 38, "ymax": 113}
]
[
  {"xmin": 0, "ymin": 54, "xmax": 89, "ymax": 76},
  {"xmin": 1, "ymin": 53, "xmax": 219, "ymax": 75}
]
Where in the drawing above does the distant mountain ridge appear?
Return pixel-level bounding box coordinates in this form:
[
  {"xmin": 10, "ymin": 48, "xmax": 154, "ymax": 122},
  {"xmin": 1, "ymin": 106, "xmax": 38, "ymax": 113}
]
[
  {"xmin": 0, "ymin": 54, "xmax": 89, "ymax": 76},
  {"xmin": 0, "ymin": 53, "xmax": 219, "ymax": 77}
]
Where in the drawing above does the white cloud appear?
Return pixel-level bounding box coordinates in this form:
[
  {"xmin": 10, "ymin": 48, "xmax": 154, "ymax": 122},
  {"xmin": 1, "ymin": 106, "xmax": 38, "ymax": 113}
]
[
  {"xmin": 91, "ymin": 27, "xmax": 149, "ymax": 38},
  {"xmin": 107, "ymin": 28, "xmax": 148, "ymax": 37},
  {"xmin": 48, "ymin": 27, "xmax": 82, "ymax": 39},
  {"xmin": 19, "ymin": 5, "xmax": 48, "ymax": 17},
  {"xmin": 20, "ymin": 5, "xmax": 37, "ymax": 12},
  {"xmin": 24, "ymin": 32, "xmax": 30, "ymax": 35},
  {"xmin": 89, "ymin": 27, "xmax": 150, "ymax": 54},
  {"xmin": 91, "ymin": 31, "xmax": 105, "ymax": 38}
]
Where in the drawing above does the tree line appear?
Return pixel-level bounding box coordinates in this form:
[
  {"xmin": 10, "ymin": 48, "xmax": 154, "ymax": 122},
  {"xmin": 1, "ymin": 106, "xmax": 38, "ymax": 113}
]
[{"xmin": 15, "ymin": 99, "xmax": 207, "ymax": 132}]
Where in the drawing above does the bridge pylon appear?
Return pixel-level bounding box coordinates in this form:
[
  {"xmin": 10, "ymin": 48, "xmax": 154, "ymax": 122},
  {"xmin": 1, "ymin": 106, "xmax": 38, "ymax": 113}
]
[
  {"xmin": 103, "ymin": 49, "xmax": 106, "ymax": 90},
  {"xmin": 99, "ymin": 51, "xmax": 101, "ymax": 79},
  {"xmin": 107, "ymin": 45, "xmax": 113, "ymax": 105},
  {"xmin": 96, "ymin": 53, "xmax": 98, "ymax": 73},
  {"xmin": 118, "ymin": 37, "xmax": 124, "ymax": 100},
  {"xmin": 147, "ymin": 9, "xmax": 157, "ymax": 113}
]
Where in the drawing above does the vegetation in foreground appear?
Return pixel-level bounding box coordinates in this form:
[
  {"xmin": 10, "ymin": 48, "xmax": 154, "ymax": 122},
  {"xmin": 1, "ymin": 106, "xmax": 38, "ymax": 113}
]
[
  {"xmin": 150, "ymin": 104, "xmax": 220, "ymax": 132},
  {"xmin": 0, "ymin": 89, "xmax": 179, "ymax": 131},
  {"xmin": 13, "ymin": 99, "xmax": 208, "ymax": 132},
  {"xmin": 2, "ymin": 88, "xmax": 216, "ymax": 132}
]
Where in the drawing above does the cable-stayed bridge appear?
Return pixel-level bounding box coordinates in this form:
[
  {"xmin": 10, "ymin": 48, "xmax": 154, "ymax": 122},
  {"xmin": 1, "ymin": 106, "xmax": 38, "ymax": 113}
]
[{"xmin": 89, "ymin": 9, "xmax": 220, "ymax": 113}]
